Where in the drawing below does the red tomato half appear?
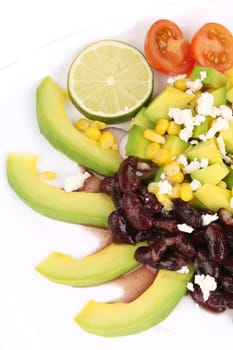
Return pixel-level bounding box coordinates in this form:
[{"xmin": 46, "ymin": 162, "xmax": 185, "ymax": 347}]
[
  {"xmin": 191, "ymin": 22, "xmax": 233, "ymax": 72},
  {"xmin": 144, "ymin": 19, "xmax": 194, "ymax": 75}
]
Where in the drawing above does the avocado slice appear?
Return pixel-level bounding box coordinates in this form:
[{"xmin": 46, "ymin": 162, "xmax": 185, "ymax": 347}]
[
  {"xmin": 6, "ymin": 152, "xmax": 115, "ymax": 227},
  {"xmin": 75, "ymin": 265, "xmax": 194, "ymax": 336},
  {"xmin": 185, "ymin": 138, "xmax": 222, "ymax": 164},
  {"xmin": 191, "ymin": 162, "xmax": 229, "ymax": 185},
  {"xmin": 191, "ymin": 66, "xmax": 227, "ymax": 89},
  {"xmin": 126, "ymin": 124, "xmax": 149, "ymax": 159},
  {"xmin": 220, "ymin": 121, "xmax": 233, "ymax": 153},
  {"xmin": 36, "ymin": 242, "xmax": 145, "ymax": 286},
  {"xmin": 211, "ymin": 86, "xmax": 227, "ymax": 106},
  {"xmin": 130, "ymin": 107, "xmax": 154, "ymax": 129},
  {"xmin": 162, "ymin": 135, "xmax": 188, "ymax": 158},
  {"xmin": 144, "ymin": 86, "xmax": 194, "ymax": 123},
  {"xmin": 194, "ymin": 184, "xmax": 233, "ymax": 213},
  {"xmin": 36, "ymin": 77, "xmax": 122, "ymax": 176}
]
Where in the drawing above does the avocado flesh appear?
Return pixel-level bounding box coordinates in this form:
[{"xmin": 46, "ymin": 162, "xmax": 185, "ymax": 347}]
[
  {"xmin": 191, "ymin": 163, "xmax": 229, "ymax": 185},
  {"xmin": 36, "ymin": 242, "xmax": 145, "ymax": 286},
  {"xmin": 126, "ymin": 124, "xmax": 149, "ymax": 159},
  {"xmin": 191, "ymin": 66, "xmax": 227, "ymax": 89},
  {"xmin": 194, "ymin": 184, "xmax": 233, "ymax": 213},
  {"xmin": 185, "ymin": 138, "xmax": 222, "ymax": 164},
  {"xmin": 75, "ymin": 265, "xmax": 194, "ymax": 337},
  {"xmin": 36, "ymin": 77, "xmax": 122, "ymax": 176},
  {"xmin": 7, "ymin": 152, "xmax": 115, "ymax": 227}
]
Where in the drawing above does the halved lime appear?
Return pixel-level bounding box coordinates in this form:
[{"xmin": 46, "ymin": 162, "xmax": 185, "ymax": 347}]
[{"xmin": 67, "ymin": 40, "xmax": 154, "ymax": 123}]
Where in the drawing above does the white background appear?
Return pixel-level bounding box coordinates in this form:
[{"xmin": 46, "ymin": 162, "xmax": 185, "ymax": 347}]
[{"xmin": 0, "ymin": 0, "xmax": 231, "ymax": 349}]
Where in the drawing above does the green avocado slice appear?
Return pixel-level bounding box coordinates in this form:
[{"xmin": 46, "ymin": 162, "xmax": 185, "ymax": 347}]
[
  {"xmin": 36, "ymin": 77, "xmax": 122, "ymax": 176},
  {"xmin": 36, "ymin": 242, "xmax": 145, "ymax": 286},
  {"xmin": 75, "ymin": 265, "xmax": 194, "ymax": 336},
  {"xmin": 6, "ymin": 152, "xmax": 115, "ymax": 227}
]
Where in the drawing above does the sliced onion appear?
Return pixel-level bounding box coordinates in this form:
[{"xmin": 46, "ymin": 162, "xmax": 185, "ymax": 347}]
[
  {"xmin": 118, "ymin": 133, "xmax": 128, "ymax": 159},
  {"xmin": 137, "ymin": 161, "xmax": 158, "ymax": 180}
]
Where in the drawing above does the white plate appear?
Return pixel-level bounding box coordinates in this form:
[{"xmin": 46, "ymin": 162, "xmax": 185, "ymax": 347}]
[{"xmin": 1, "ymin": 1, "xmax": 233, "ymax": 349}]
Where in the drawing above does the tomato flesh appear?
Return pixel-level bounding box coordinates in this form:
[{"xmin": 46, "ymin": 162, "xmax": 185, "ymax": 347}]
[
  {"xmin": 144, "ymin": 19, "xmax": 194, "ymax": 75},
  {"xmin": 191, "ymin": 22, "xmax": 233, "ymax": 72}
]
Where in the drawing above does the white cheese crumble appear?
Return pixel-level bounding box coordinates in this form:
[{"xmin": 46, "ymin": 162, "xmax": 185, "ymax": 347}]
[
  {"xmin": 186, "ymin": 78, "xmax": 203, "ymax": 92},
  {"xmin": 183, "ymin": 158, "xmax": 201, "ymax": 174},
  {"xmin": 190, "ymin": 179, "xmax": 202, "ymax": 191},
  {"xmin": 194, "ymin": 274, "xmax": 217, "ymax": 301},
  {"xmin": 176, "ymin": 154, "xmax": 188, "ymax": 167},
  {"xmin": 197, "ymin": 92, "xmax": 214, "ymax": 116},
  {"xmin": 64, "ymin": 171, "xmax": 90, "ymax": 192},
  {"xmin": 177, "ymin": 265, "xmax": 190, "ymax": 274},
  {"xmin": 230, "ymin": 197, "xmax": 233, "ymax": 209},
  {"xmin": 177, "ymin": 223, "xmax": 194, "ymax": 233},
  {"xmin": 217, "ymin": 134, "xmax": 227, "ymax": 158},
  {"xmin": 167, "ymin": 74, "xmax": 187, "ymax": 85},
  {"xmin": 201, "ymin": 213, "xmax": 219, "ymax": 226},
  {"xmin": 157, "ymin": 179, "xmax": 173, "ymax": 195},
  {"xmin": 187, "ymin": 282, "xmax": 194, "ymax": 292},
  {"xmin": 200, "ymin": 157, "xmax": 209, "ymax": 168}
]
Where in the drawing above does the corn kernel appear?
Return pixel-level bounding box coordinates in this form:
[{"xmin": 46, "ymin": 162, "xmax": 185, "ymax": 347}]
[
  {"xmin": 167, "ymin": 121, "xmax": 181, "ymax": 136},
  {"xmin": 164, "ymin": 161, "xmax": 180, "ymax": 177},
  {"xmin": 147, "ymin": 182, "xmax": 159, "ymax": 194},
  {"xmin": 75, "ymin": 118, "xmax": 90, "ymax": 131},
  {"xmin": 40, "ymin": 171, "xmax": 56, "ymax": 180},
  {"xmin": 156, "ymin": 192, "xmax": 173, "ymax": 210},
  {"xmin": 155, "ymin": 119, "xmax": 169, "ymax": 135},
  {"xmin": 169, "ymin": 171, "xmax": 184, "ymax": 184},
  {"xmin": 152, "ymin": 149, "xmax": 171, "ymax": 166},
  {"xmin": 111, "ymin": 143, "xmax": 118, "ymax": 151},
  {"xmin": 143, "ymin": 129, "xmax": 166, "ymax": 144},
  {"xmin": 99, "ymin": 131, "xmax": 115, "ymax": 149},
  {"xmin": 180, "ymin": 183, "xmax": 194, "ymax": 202},
  {"xmin": 90, "ymin": 120, "xmax": 106, "ymax": 130},
  {"xmin": 210, "ymin": 119, "xmax": 217, "ymax": 128},
  {"xmin": 217, "ymin": 181, "xmax": 227, "ymax": 188},
  {"xmin": 170, "ymin": 184, "xmax": 181, "ymax": 198},
  {"xmin": 86, "ymin": 126, "xmax": 101, "ymax": 141},
  {"xmin": 145, "ymin": 142, "xmax": 161, "ymax": 159},
  {"xmin": 174, "ymin": 79, "xmax": 188, "ymax": 91}
]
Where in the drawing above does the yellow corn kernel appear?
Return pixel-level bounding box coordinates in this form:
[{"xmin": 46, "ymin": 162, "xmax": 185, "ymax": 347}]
[
  {"xmin": 155, "ymin": 119, "xmax": 170, "ymax": 135},
  {"xmin": 86, "ymin": 126, "xmax": 101, "ymax": 141},
  {"xmin": 167, "ymin": 121, "xmax": 181, "ymax": 136},
  {"xmin": 164, "ymin": 161, "xmax": 180, "ymax": 177},
  {"xmin": 152, "ymin": 149, "xmax": 171, "ymax": 166},
  {"xmin": 143, "ymin": 129, "xmax": 166, "ymax": 144},
  {"xmin": 111, "ymin": 143, "xmax": 118, "ymax": 151},
  {"xmin": 156, "ymin": 192, "xmax": 173, "ymax": 210},
  {"xmin": 168, "ymin": 171, "xmax": 184, "ymax": 184},
  {"xmin": 90, "ymin": 120, "xmax": 106, "ymax": 130},
  {"xmin": 145, "ymin": 142, "xmax": 161, "ymax": 159},
  {"xmin": 99, "ymin": 131, "xmax": 115, "ymax": 149},
  {"xmin": 174, "ymin": 79, "xmax": 188, "ymax": 91},
  {"xmin": 180, "ymin": 183, "xmax": 194, "ymax": 202},
  {"xmin": 75, "ymin": 118, "xmax": 90, "ymax": 131},
  {"xmin": 40, "ymin": 171, "xmax": 56, "ymax": 180},
  {"xmin": 170, "ymin": 184, "xmax": 181, "ymax": 199},
  {"xmin": 147, "ymin": 182, "xmax": 159, "ymax": 194},
  {"xmin": 217, "ymin": 181, "xmax": 227, "ymax": 188}
]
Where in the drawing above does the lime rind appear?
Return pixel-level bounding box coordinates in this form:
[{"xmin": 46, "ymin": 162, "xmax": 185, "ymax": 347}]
[{"xmin": 67, "ymin": 40, "xmax": 154, "ymax": 123}]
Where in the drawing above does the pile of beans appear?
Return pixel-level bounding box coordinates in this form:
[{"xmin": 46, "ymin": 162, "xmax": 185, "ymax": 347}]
[{"xmin": 100, "ymin": 156, "xmax": 233, "ymax": 312}]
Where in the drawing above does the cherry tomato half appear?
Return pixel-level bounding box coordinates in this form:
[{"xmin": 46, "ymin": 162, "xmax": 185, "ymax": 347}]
[
  {"xmin": 191, "ymin": 22, "xmax": 233, "ymax": 72},
  {"xmin": 144, "ymin": 19, "xmax": 195, "ymax": 75}
]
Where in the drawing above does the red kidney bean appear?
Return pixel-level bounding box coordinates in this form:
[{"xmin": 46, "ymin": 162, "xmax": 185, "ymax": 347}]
[
  {"xmin": 175, "ymin": 233, "xmax": 196, "ymax": 259},
  {"xmin": 204, "ymin": 223, "xmax": 229, "ymax": 262},
  {"xmin": 153, "ymin": 217, "xmax": 180, "ymax": 234},
  {"xmin": 135, "ymin": 239, "xmax": 167, "ymax": 267},
  {"xmin": 118, "ymin": 156, "xmax": 140, "ymax": 192},
  {"xmin": 191, "ymin": 229, "xmax": 206, "ymax": 247},
  {"xmin": 190, "ymin": 286, "xmax": 226, "ymax": 313},
  {"xmin": 219, "ymin": 274, "xmax": 233, "ymax": 293},
  {"xmin": 222, "ymin": 291, "xmax": 233, "ymax": 308},
  {"xmin": 108, "ymin": 209, "xmax": 135, "ymax": 244},
  {"xmin": 100, "ymin": 174, "xmax": 119, "ymax": 195},
  {"xmin": 134, "ymin": 246, "xmax": 153, "ymax": 265},
  {"xmin": 217, "ymin": 208, "xmax": 233, "ymax": 228},
  {"xmin": 157, "ymin": 251, "xmax": 187, "ymax": 271},
  {"xmin": 194, "ymin": 249, "xmax": 220, "ymax": 279},
  {"xmin": 121, "ymin": 191, "xmax": 153, "ymax": 230},
  {"xmin": 138, "ymin": 186, "xmax": 162, "ymax": 214},
  {"xmin": 172, "ymin": 198, "xmax": 202, "ymax": 229},
  {"xmin": 223, "ymin": 256, "xmax": 233, "ymax": 274}
]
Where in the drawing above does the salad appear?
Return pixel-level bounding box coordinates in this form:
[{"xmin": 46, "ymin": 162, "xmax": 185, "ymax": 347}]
[{"xmin": 6, "ymin": 18, "xmax": 233, "ymax": 338}]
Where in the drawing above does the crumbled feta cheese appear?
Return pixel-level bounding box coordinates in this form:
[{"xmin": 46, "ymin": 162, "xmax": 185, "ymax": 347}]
[
  {"xmin": 186, "ymin": 78, "xmax": 203, "ymax": 92},
  {"xmin": 230, "ymin": 197, "xmax": 233, "ymax": 209},
  {"xmin": 219, "ymin": 105, "xmax": 233, "ymax": 120},
  {"xmin": 177, "ymin": 265, "xmax": 190, "ymax": 274},
  {"xmin": 185, "ymin": 88, "xmax": 195, "ymax": 96},
  {"xmin": 193, "ymin": 114, "xmax": 206, "ymax": 126},
  {"xmin": 167, "ymin": 74, "xmax": 187, "ymax": 86},
  {"xmin": 157, "ymin": 180, "xmax": 173, "ymax": 195},
  {"xmin": 200, "ymin": 157, "xmax": 209, "ymax": 168},
  {"xmin": 200, "ymin": 71, "xmax": 207, "ymax": 80},
  {"xmin": 183, "ymin": 158, "xmax": 201, "ymax": 174},
  {"xmin": 160, "ymin": 172, "xmax": 166, "ymax": 180},
  {"xmin": 197, "ymin": 92, "xmax": 214, "ymax": 116},
  {"xmin": 176, "ymin": 154, "xmax": 188, "ymax": 167},
  {"xmin": 216, "ymin": 134, "xmax": 227, "ymax": 158},
  {"xmin": 177, "ymin": 223, "xmax": 194, "ymax": 233},
  {"xmin": 205, "ymin": 117, "xmax": 229, "ymax": 139},
  {"xmin": 190, "ymin": 179, "xmax": 202, "ymax": 191},
  {"xmin": 194, "ymin": 274, "xmax": 217, "ymax": 301},
  {"xmin": 187, "ymin": 282, "xmax": 194, "ymax": 292},
  {"xmin": 168, "ymin": 108, "xmax": 193, "ymax": 126},
  {"xmin": 64, "ymin": 171, "xmax": 90, "ymax": 192},
  {"xmin": 190, "ymin": 139, "xmax": 199, "ymax": 145},
  {"xmin": 179, "ymin": 127, "xmax": 193, "ymax": 142},
  {"xmin": 201, "ymin": 213, "xmax": 219, "ymax": 226}
]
